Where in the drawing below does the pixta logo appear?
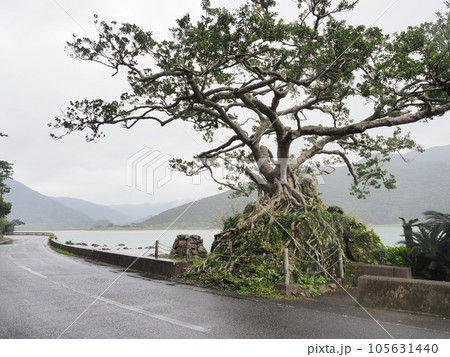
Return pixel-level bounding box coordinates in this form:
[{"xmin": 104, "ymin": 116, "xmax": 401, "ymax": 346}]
[
  {"xmin": 126, "ymin": 147, "xmax": 172, "ymax": 194},
  {"xmin": 126, "ymin": 148, "xmax": 326, "ymax": 195}
]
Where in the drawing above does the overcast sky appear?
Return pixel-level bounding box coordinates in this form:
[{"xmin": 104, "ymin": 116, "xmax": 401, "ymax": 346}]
[{"xmin": 1, "ymin": 0, "xmax": 449, "ymax": 206}]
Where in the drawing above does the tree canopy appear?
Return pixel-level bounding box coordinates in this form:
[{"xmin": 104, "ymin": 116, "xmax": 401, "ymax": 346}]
[{"xmin": 50, "ymin": 0, "xmax": 450, "ymax": 202}]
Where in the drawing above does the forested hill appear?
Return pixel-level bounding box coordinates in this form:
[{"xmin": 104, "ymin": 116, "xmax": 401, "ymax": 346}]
[
  {"xmin": 5, "ymin": 179, "xmax": 94, "ymax": 229},
  {"xmin": 319, "ymin": 145, "xmax": 450, "ymax": 224},
  {"xmin": 142, "ymin": 190, "xmax": 253, "ymax": 229},
  {"xmin": 52, "ymin": 197, "xmax": 132, "ymax": 225},
  {"xmin": 4, "ymin": 180, "xmax": 179, "ymax": 229}
]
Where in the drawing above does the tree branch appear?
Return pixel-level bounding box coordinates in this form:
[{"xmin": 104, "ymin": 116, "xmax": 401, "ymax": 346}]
[
  {"xmin": 318, "ymin": 149, "xmax": 358, "ymax": 185},
  {"xmin": 296, "ymin": 103, "xmax": 450, "ymax": 138}
]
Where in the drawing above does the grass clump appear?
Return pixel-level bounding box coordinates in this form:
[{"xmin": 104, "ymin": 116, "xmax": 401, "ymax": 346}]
[{"xmin": 50, "ymin": 245, "xmax": 79, "ymax": 257}]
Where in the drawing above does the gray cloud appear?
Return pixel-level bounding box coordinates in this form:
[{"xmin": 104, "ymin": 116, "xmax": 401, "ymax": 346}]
[{"xmin": 1, "ymin": 0, "xmax": 448, "ymax": 205}]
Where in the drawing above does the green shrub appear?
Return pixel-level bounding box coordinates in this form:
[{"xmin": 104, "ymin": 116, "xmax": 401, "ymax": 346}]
[
  {"xmin": 297, "ymin": 274, "xmax": 333, "ymax": 296},
  {"xmin": 330, "ymin": 214, "xmax": 385, "ymax": 264},
  {"xmin": 383, "ymin": 245, "xmax": 417, "ymax": 267},
  {"xmin": 181, "ymin": 202, "xmax": 385, "ymax": 296},
  {"xmin": 0, "ymin": 217, "xmax": 24, "ymax": 234},
  {"xmin": 380, "ymin": 211, "xmax": 450, "ymax": 281},
  {"xmin": 410, "ymin": 224, "xmax": 450, "ymax": 281}
]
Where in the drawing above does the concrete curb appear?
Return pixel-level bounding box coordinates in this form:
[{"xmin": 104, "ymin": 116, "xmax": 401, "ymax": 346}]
[
  {"xmin": 0, "ymin": 237, "xmax": 13, "ymax": 245},
  {"xmin": 347, "ymin": 262, "xmax": 412, "ymax": 284},
  {"xmin": 49, "ymin": 237, "xmax": 190, "ymax": 278},
  {"xmin": 358, "ymin": 275, "xmax": 450, "ymax": 317},
  {"xmin": 10, "ymin": 232, "xmax": 54, "ymax": 236}
]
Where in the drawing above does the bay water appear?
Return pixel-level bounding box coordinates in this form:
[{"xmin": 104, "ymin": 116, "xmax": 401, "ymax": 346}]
[
  {"xmin": 369, "ymin": 224, "xmax": 405, "ymax": 247},
  {"xmin": 51, "ymin": 229, "xmax": 221, "ymax": 253},
  {"xmin": 51, "ymin": 225, "xmax": 404, "ymax": 253}
]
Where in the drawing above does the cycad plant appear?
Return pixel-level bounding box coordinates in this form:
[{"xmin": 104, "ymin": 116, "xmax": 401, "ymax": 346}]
[
  {"xmin": 410, "ymin": 211, "xmax": 450, "ymax": 281},
  {"xmin": 422, "ymin": 211, "xmax": 450, "ymax": 241}
]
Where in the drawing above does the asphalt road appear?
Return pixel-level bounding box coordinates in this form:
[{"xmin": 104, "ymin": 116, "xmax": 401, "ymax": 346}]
[{"xmin": 0, "ymin": 235, "xmax": 449, "ymax": 339}]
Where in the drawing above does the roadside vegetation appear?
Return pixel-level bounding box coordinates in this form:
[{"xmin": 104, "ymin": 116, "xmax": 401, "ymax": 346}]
[
  {"xmin": 1, "ymin": 134, "xmax": 24, "ymax": 237},
  {"xmin": 181, "ymin": 209, "xmax": 450, "ymax": 296},
  {"xmin": 49, "ymin": 245, "xmax": 80, "ymax": 258},
  {"xmin": 383, "ymin": 211, "xmax": 450, "ymax": 281},
  {"xmin": 48, "ymin": 235, "xmax": 88, "ymax": 258},
  {"xmin": 179, "ymin": 206, "xmax": 383, "ymax": 297}
]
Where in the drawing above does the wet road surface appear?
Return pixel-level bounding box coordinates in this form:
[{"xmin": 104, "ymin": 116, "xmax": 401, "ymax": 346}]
[{"xmin": 1, "ymin": 235, "xmax": 449, "ymax": 339}]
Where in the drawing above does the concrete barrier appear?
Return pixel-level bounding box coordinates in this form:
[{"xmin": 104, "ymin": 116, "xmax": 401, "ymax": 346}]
[
  {"xmin": 49, "ymin": 238, "xmax": 190, "ymax": 278},
  {"xmin": 358, "ymin": 275, "xmax": 450, "ymax": 317},
  {"xmin": 347, "ymin": 262, "xmax": 411, "ymax": 284},
  {"xmin": 11, "ymin": 231, "xmax": 54, "ymax": 236}
]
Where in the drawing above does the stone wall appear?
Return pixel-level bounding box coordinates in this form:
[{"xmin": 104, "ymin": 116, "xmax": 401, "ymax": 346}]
[
  {"xmin": 348, "ymin": 262, "xmax": 412, "ymax": 285},
  {"xmin": 170, "ymin": 234, "xmax": 208, "ymax": 259},
  {"xmin": 358, "ymin": 275, "xmax": 450, "ymax": 317}
]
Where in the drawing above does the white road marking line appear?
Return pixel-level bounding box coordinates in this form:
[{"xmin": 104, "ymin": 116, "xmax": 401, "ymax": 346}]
[
  {"xmin": 8, "ymin": 253, "xmax": 48, "ymax": 279},
  {"xmin": 18, "ymin": 265, "xmax": 48, "ymax": 279},
  {"xmin": 52, "ymin": 279, "xmax": 210, "ymax": 333},
  {"xmin": 95, "ymin": 296, "xmax": 210, "ymax": 333},
  {"xmin": 8, "ymin": 254, "xmax": 28, "ymax": 261}
]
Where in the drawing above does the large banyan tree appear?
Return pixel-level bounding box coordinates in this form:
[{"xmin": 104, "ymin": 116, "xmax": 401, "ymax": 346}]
[{"xmin": 51, "ymin": 0, "xmax": 450, "ymax": 286}]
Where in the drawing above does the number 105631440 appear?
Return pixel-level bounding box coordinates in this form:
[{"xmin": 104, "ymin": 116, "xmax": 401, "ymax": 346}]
[{"xmin": 368, "ymin": 343, "xmax": 439, "ymax": 354}]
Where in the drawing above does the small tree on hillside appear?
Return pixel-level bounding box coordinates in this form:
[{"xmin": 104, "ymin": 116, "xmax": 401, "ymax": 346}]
[
  {"xmin": 1, "ymin": 134, "xmax": 14, "ymax": 236},
  {"xmin": 0, "ymin": 134, "xmax": 24, "ymax": 236},
  {"xmin": 0, "ymin": 134, "xmax": 13, "ymax": 220},
  {"xmin": 0, "ymin": 162, "xmax": 13, "ymax": 217},
  {"xmin": 50, "ymin": 0, "xmax": 449, "ymax": 283}
]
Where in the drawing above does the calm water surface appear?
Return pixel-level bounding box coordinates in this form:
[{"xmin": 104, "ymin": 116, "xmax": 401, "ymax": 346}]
[
  {"xmin": 51, "ymin": 225, "xmax": 404, "ymax": 253},
  {"xmin": 51, "ymin": 229, "xmax": 220, "ymax": 252},
  {"xmin": 369, "ymin": 225, "xmax": 405, "ymax": 247}
]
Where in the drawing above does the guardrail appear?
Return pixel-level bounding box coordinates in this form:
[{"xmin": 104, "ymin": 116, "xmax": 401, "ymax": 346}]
[{"xmin": 10, "ymin": 231, "xmax": 55, "ymax": 236}]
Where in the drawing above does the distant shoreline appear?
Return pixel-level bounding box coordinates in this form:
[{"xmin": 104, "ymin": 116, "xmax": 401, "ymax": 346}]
[
  {"xmin": 15, "ymin": 227, "xmax": 220, "ymax": 232},
  {"xmin": 16, "ymin": 223, "xmax": 402, "ymax": 232}
]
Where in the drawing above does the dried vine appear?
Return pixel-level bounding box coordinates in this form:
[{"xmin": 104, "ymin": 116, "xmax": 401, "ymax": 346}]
[{"xmin": 180, "ymin": 193, "xmax": 385, "ymax": 295}]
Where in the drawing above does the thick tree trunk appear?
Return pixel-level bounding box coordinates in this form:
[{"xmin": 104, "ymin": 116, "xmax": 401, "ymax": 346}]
[
  {"xmin": 399, "ymin": 218, "xmax": 418, "ymax": 249},
  {"xmin": 255, "ymin": 172, "xmax": 320, "ymax": 209},
  {"xmin": 403, "ymin": 225, "xmax": 415, "ymax": 249}
]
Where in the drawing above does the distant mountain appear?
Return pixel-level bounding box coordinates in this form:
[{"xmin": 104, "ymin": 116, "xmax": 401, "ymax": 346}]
[
  {"xmin": 142, "ymin": 190, "xmax": 253, "ymax": 229},
  {"xmin": 319, "ymin": 145, "xmax": 450, "ymax": 224},
  {"xmin": 5, "ymin": 179, "xmax": 94, "ymax": 229},
  {"xmin": 3, "ymin": 179, "xmax": 187, "ymax": 229},
  {"xmin": 52, "ymin": 197, "xmax": 132, "ymax": 225},
  {"xmin": 109, "ymin": 201, "xmax": 181, "ymax": 222}
]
